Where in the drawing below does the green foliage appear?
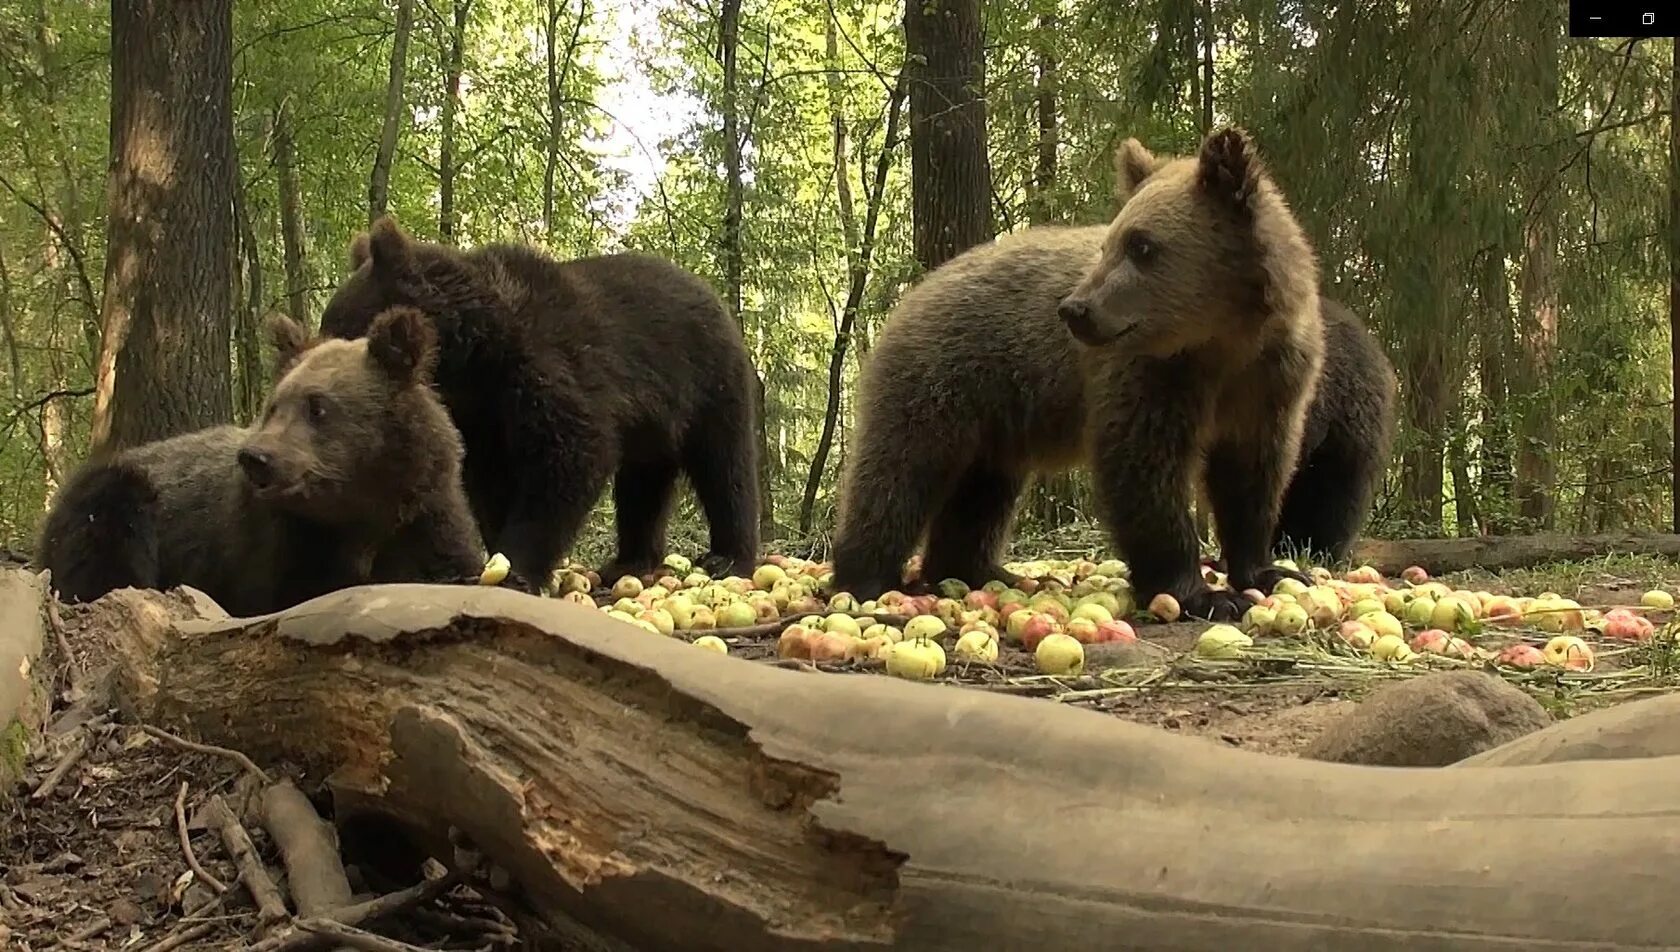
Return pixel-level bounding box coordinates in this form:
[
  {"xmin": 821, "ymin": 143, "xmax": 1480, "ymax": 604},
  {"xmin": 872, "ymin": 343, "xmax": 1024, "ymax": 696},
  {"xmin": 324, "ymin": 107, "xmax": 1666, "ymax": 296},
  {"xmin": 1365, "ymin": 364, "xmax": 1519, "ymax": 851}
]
[{"xmin": 0, "ymin": 0, "xmax": 1675, "ymax": 558}]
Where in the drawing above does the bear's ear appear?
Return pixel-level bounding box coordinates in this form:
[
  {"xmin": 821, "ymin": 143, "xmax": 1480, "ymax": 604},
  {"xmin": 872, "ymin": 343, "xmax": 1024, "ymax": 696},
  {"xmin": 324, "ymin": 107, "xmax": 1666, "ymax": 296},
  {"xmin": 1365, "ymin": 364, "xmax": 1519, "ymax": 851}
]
[
  {"xmin": 348, "ymin": 231, "xmax": 372, "ymax": 271},
  {"xmin": 264, "ymin": 313, "xmax": 312, "ymax": 377},
  {"xmin": 1195, "ymin": 126, "xmax": 1264, "ymax": 215},
  {"xmin": 366, "ymin": 305, "xmax": 437, "ymax": 386},
  {"xmin": 365, "ymin": 215, "xmax": 417, "ymax": 279},
  {"xmin": 1113, "ymin": 138, "xmax": 1159, "ymax": 204}
]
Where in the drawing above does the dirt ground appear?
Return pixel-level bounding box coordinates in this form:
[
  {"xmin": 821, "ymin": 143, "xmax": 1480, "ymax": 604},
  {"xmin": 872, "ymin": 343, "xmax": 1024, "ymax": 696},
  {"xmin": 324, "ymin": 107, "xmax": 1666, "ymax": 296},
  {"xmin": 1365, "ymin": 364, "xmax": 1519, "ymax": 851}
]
[{"xmin": 5, "ymin": 553, "xmax": 1680, "ymax": 949}]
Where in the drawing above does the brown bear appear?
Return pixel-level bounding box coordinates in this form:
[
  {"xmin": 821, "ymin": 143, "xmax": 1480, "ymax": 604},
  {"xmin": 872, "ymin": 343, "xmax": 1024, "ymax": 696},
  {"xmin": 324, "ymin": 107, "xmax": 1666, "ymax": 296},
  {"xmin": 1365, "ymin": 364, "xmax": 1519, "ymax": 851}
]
[
  {"xmin": 831, "ymin": 127, "xmax": 1396, "ymax": 620},
  {"xmin": 316, "ymin": 216, "xmax": 761, "ymax": 588},
  {"xmin": 34, "ymin": 306, "xmax": 485, "ymax": 617}
]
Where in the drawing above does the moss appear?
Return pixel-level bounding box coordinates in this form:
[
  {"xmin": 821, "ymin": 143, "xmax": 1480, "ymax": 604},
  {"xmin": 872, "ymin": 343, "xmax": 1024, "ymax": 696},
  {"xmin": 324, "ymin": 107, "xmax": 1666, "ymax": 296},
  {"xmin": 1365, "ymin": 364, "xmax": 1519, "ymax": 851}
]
[{"xmin": 0, "ymin": 717, "xmax": 31, "ymax": 789}]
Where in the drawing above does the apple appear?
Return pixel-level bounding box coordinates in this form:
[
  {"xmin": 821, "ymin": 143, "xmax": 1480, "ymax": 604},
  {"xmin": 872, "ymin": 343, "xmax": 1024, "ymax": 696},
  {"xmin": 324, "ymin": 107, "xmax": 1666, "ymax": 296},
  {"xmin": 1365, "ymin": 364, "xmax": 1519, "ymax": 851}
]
[
  {"xmin": 903, "ymin": 615, "xmax": 947, "ymax": 641},
  {"xmin": 560, "ymin": 590, "xmax": 593, "ymax": 608},
  {"xmin": 1194, "ymin": 624, "xmax": 1253, "ymax": 660},
  {"xmin": 638, "ymin": 608, "xmax": 675, "ymax": 637},
  {"xmin": 1096, "ymin": 619, "xmax": 1137, "ymax": 643},
  {"xmin": 1381, "ymin": 590, "xmax": 1412, "ymax": 616},
  {"xmin": 692, "ymin": 635, "xmax": 727, "ymax": 654},
  {"xmin": 828, "ymin": 591, "xmax": 860, "ymax": 613},
  {"xmin": 1338, "ymin": 620, "xmax": 1376, "ymax": 649},
  {"xmin": 1071, "ymin": 602, "xmax": 1116, "ymax": 625},
  {"xmin": 1274, "ymin": 602, "xmax": 1310, "ymax": 636},
  {"xmin": 1148, "ymin": 593, "xmax": 1182, "ymax": 622},
  {"xmin": 1243, "ymin": 604, "xmax": 1278, "ymax": 634},
  {"xmin": 688, "ymin": 606, "xmax": 717, "ymax": 630},
  {"xmin": 478, "ymin": 552, "xmax": 511, "ymax": 586},
  {"xmin": 1035, "ymin": 633, "xmax": 1085, "ymax": 675},
  {"xmin": 1429, "ymin": 596, "xmax": 1476, "ymax": 633},
  {"xmin": 1273, "ymin": 577, "xmax": 1309, "ymax": 597},
  {"xmin": 1370, "ymin": 633, "xmax": 1408, "ymax": 661},
  {"xmin": 1349, "ymin": 597, "xmax": 1386, "ymax": 619},
  {"xmin": 855, "ymin": 634, "xmax": 894, "ymax": 659},
  {"xmin": 605, "ymin": 609, "xmax": 640, "ymax": 626},
  {"xmin": 663, "ymin": 554, "xmax": 694, "ymax": 575},
  {"xmin": 807, "ymin": 631, "xmax": 856, "ymax": 663},
  {"xmin": 749, "ymin": 596, "xmax": 779, "ymax": 624},
  {"xmin": 751, "ymin": 564, "xmax": 786, "ymax": 590},
  {"xmin": 1065, "ymin": 617, "xmax": 1101, "ymax": 644},
  {"xmin": 1480, "ymin": 595, "xmax": 1523, "ymax": 625},
  {"xmin": 884, "ymin": 639, "xmax": 942, "ymax": 680},
  {"xmin": 1401, "ymin": 565, "xmax": 1429, "ymax": 585},
  {"xmin": 1402, "ymin": 596, "xmax": 1437, "ymax": 628},
  {"xmin": 1030, "ymin": 598, "xmax": 1071, "ymax": 625},
  {"xmin": 1602, "ymin": 608, "xmax": 1649, "ymax": 642},
  {"xmin": 1364, "ymin": 611, "xmax": 1404, "ymax": 641},
  {"xmin": 1344, "ymin": 565, "xmax": 1383, "ymax": 585},
  {"xmin": 963, "ymin": 590, "xmax": 1000, "ymax": 612},
  {"xmin": 862, "ymin": 622, "xmax": 903, "ymax": 643},
  {"xmin": 1496, "ymin": 643, "xmax": 1545, "ymax": 669},
  {"xmin": 1020, "ymin": 613, "xmax": 1064, "ymax": 652},
  {"xmin": 1302, "ymin": 587, "xmax": 1344, "ymax": 627},
  {"xmin": 824, "ymin": 614, "xmax": 864, "ymax": 639},
  {"xmin": 953, "ymin": 629, "xmax": 1000, "ymax": 663},
  {"xmin": 612, "ymin": 575, "xmax": 643, "ymax": 600},
  {"xmin": 776, "ymin": 625, "xmax": 814, "ymax": 659},
  {"xmin": 1531, "ymin": 597, "xmax": 1585, "ymax": 633},
  {"xmin": 1641, "ymin": 589, "xmax": 1675, "ymax": 611},
  {"xmin": 716, "ymin": 601, "xmax": 757, "ymax": 629},
  {"xmin": 1542, "ymin": 635, "xmax": 1595, "ymax": 671}
]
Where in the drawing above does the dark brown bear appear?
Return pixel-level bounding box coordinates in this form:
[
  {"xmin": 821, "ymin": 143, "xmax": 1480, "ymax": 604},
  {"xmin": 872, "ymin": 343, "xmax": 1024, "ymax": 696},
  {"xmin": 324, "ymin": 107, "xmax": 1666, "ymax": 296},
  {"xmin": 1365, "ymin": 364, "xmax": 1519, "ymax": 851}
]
[
  {"xmin": 35, "ymin": 307, "xmax": 484, "ymax": 617},
  {"xmin": 317, "ymin": 216, "xmax": 761, "ymax": 587},
  {"xmin": 831, "ymin": 127, "xmax": 1396, "ymax": 620}
]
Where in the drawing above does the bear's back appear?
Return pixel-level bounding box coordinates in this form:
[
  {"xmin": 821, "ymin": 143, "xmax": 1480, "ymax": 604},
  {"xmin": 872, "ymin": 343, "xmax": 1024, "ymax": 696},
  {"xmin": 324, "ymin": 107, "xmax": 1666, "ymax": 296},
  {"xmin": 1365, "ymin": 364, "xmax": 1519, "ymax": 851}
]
[
  {"xmin": 469, "ymin": 243, "xmax": 753, "ymax": 444},
  {"xmin": 119, "ymin": 425, "xmax": 276, "ymax": 603}
]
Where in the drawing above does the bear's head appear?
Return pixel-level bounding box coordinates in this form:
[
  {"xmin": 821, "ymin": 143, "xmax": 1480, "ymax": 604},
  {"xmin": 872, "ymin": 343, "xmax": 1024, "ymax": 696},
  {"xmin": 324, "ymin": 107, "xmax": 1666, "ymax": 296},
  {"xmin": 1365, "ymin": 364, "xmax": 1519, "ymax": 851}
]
[
  {"xmin": 238, "ymin": 305, "xmax": 459, "ymax": 524},
  {"xmin": 1057, "ymin": 126, "xmax": 1320, "ymax": 358},
  {"xmin": 320, "ymin": 215, "xmax": 468, "ymax": 343}
]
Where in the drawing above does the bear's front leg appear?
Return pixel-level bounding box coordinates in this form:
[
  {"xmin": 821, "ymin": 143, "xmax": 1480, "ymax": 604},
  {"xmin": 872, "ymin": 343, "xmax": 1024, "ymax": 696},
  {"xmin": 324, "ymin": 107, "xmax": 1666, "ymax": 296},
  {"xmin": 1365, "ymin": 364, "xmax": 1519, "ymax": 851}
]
[
  {"xmin": 1089, "ymin": 359, "xmax": 1249, "ymax": 622},
  {"xmin": 1204, "ymin": 351, "xmax": 1318, "ymax": 597}
]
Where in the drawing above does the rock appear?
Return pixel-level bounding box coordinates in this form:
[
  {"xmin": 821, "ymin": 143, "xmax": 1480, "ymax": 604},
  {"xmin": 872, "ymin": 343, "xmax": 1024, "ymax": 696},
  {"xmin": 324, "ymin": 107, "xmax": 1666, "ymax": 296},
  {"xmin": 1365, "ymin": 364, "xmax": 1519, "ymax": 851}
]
[{"xmin": 1299, "ymin": 670, "xmax": 1551, "ymax": 767}]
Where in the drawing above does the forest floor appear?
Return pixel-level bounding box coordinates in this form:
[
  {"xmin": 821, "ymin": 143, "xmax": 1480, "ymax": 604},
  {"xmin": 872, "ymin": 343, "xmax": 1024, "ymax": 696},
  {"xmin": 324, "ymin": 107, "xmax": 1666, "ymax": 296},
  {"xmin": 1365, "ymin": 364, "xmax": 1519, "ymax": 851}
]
[{"xmin": 6, "ymin": 550, "xmax": 1680, "ymax": 949}]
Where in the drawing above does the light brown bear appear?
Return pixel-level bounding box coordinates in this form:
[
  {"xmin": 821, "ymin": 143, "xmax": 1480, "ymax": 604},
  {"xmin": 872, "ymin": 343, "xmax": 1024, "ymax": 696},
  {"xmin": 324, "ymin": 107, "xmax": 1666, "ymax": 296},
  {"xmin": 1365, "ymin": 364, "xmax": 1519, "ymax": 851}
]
[
  {"xmin": 34, "ymin": 306, "xmax": 484, "ymax": 616},
  {"xmin": 831, "ymin": 127, "xmax": 1396, "ymax": 620}
]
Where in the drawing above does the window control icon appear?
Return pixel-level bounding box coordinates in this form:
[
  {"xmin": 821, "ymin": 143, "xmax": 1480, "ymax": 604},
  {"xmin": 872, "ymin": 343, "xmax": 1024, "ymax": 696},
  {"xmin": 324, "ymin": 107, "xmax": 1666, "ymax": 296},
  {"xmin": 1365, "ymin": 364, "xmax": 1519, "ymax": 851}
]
[{"xmin": 1643, "ymin": 12, "xmax": 1656, "ymax": 25}]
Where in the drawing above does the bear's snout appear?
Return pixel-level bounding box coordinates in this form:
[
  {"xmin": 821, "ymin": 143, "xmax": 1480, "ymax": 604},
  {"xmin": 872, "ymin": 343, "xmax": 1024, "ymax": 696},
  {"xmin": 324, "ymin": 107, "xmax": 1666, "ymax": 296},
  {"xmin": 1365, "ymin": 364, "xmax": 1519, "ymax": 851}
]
[
  {"xmin": 1059, "ymin": 298, "xmax": 1101, "ymax": 342},
  {"xmin": 237, "ymin": 447, "xmax": 277, "ymax": 490}
]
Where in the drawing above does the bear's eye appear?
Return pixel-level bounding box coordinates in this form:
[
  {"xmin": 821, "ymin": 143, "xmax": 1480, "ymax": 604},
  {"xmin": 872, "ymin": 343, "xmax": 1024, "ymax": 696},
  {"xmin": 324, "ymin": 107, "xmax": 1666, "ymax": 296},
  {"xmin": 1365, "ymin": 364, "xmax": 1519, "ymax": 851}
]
[
  {"xmin": 1124, "ymin": 232, "xmax": 1159, "ymax": 265},
  {"xmin": 306, "ymin": 394, "xmax": 329, "ymax": 423}
]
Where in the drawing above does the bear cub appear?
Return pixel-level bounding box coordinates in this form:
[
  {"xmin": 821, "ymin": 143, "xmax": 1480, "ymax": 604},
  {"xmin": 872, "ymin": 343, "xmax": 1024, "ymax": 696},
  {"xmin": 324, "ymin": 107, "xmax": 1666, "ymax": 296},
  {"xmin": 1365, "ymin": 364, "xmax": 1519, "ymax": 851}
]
[
  {"xmin": 35, "ymin": 306, "xmax": 484, "ymax": 617},
  {"xmin": 831, "ymin": 126, "xmax": 1396, "ymax": 620},
  {"xmin": 317, "ymin": 216, "xmax": 762, "ymax": 588}
]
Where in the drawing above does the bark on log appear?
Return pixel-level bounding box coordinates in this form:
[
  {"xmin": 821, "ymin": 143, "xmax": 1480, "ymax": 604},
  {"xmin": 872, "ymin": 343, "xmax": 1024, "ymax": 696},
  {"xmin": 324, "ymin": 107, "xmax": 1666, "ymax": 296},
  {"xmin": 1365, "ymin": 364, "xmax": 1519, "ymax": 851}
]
[
  {"xmin": 1352, "ymin": 531, "xmax": 1680, "ymax": 575},
  {"xmin": 14, "ymin": 569, "xmax": 1680, "ymax": 949}
]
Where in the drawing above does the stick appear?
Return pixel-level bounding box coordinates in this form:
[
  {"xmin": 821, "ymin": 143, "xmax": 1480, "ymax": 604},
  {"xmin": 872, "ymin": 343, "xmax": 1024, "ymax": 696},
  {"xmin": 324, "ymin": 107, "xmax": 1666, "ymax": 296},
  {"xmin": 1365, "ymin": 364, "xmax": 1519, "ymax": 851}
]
[
  {"xmin": 29, "ymin": 730, "xmax": 91, "ymax": 801},
  {"xmin": 295, "ymin": 920, "xmax": 433, "ymax": 952},
  {"xmin": 173, "ymin": 781, "xmax": 228, "ymax": 894},
  {"xmin": 262, "ymin": 779, "xmax": 353, "ymax": 916},
  {"xmin": 46, "ymin": 598, "xmax": 82, "ymax": 693},
  {"xmin": 141, "ymin": 723, "xmax": 272, "ymax": 783},
  {"xmin": 136, "ymin": 922, "xmax": 215, "ymax": 952},
  {"xmin": 207, "ymin": 793, "xmax": 288, "ymax": 929},
  {"xmin": 246, "ymin": 874, "xmax": 462, "ymax": 952}
]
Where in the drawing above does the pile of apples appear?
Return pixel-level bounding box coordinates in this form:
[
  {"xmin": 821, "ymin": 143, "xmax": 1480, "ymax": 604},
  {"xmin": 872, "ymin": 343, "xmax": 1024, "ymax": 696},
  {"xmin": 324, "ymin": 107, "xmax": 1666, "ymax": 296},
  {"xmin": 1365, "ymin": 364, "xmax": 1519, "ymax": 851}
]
[
  {"xmin": 1196, "ymin": 559, "xmax": 1676, "ymax": 674},
  {"xmin": 501, "ymin": 547, "xmax": 1674, "ymax": 683}
]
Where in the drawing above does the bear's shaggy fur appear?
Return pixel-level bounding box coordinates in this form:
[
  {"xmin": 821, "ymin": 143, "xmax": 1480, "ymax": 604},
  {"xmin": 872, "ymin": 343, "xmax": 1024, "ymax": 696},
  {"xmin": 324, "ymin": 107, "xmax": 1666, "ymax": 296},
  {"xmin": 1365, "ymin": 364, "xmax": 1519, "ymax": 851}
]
[
  {"xmin": 831, "ymin": 127, "xmax": 1396, "ymax": 619},
  {"xmin": 318, "ymin": 216, "xmax": 761, "ymax": 586},
  {"xmin": 35, "ymin": 307, "xmax": 484, "ymax": 616}
]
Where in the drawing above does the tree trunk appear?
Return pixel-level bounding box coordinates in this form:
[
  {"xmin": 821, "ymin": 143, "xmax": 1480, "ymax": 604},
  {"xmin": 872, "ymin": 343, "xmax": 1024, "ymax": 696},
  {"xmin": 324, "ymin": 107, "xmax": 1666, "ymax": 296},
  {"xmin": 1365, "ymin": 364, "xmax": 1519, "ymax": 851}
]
[
  {"xmin": 1514, "ymin": 213, "xmax": 1559, "ymax": 529},
  {"xmin": 1028, "ymin": 12, "xmax": 1057, "ymax": 224},
  {"xmin": 903, "ymin": 0, "xmax": 993, "ymax": 272},
  {"xmin": 1670, "ymin": 38, "xmax": 1679, "ymax": 532},
  {"xmin": 1448, "ymin": 427, "xmax": 1478, "ymax": 536},
  {"xmin": 232, "ymin": 181, "xmax": 264, "ymax": 424},
  {"xmin": 23, "ymin": 572, "xmax": 1680, "ymax": 950},
  {"xmin": 1351, "ymin": 531, "xmax": 1680, "ymax": 576},
  {"xmin": 1199, "ymin": 0, "xmax": 1215, "ymax": 131},
  {"xmin": 94, "ymin": 0, "xmax": 236, "ymax": 453},
  {"xmin": 368, "ymin": 0, "xmax": 416, "ymax": 227},
  {"xmin": 273, "ymin": 100, "xmax": 309, "ymax": 327},
  {"xmin": 1478, "ymin": 249, "xmax": 1513, "ymax": 533},
  {"xmin": 543, "ymin": 0, "xmax": 588, "ymax": 242},
  {"xmin": 798, "ymin": 44, "xmax": 909, "ymax": 533},
  {"xmin": 437, "ymin": 0, "xmax": 471, "ymax": 244},
  {"xmin": 1397, "ymin": 341, "xmax": 1448, "ymax": 534},
  {"xmin": 718, "ymin": 0, "xmax": 773, "ymax": 538}
]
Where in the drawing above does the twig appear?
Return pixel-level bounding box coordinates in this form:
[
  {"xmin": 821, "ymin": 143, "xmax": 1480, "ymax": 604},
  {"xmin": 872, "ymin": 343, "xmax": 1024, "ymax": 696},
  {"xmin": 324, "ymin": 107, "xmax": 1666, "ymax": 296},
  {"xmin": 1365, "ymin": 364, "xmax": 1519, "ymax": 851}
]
[
  {"xmin": 207, "ymin": 793, "xmax": 288, "ymax": 930},
  {"xmin": 54, "ymin": 915, "xmax": 111, "ymax": 946},
  {"xmin": 248, "ymin": 873, "xmax": 463, "ymax": 952},
  {"xmin": 174, "ymin": 781, "xmax": 229, "ymax": 894},
  {"xmin": 136, "ymin": 922, "xmax": 215, "ymax": 952},
  {"xmin": 141, "ymin": 724, "xmax": 272, "ymax": 783},
  {"xmin": 295, "ymin": 919, "xmax": 432, "ymax": 952},
  {"xmin": 29, "ymin": 730, "xmax": 92, "ymax": 801},
  {"xmin": 46, "ymin": 599, "xmax": 83, "ymax": 693}
]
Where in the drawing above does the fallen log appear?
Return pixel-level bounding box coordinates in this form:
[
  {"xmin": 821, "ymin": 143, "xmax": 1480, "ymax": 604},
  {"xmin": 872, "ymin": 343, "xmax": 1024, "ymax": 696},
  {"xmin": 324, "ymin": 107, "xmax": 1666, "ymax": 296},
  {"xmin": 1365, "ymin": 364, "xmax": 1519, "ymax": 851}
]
[
  {"xmin": 1352, "ymin": 531, "xmax": 1680, "ymax": 576},
  {"xmin": 13, "ymin": 568, "xmax": 1680, "ymax": 950}
]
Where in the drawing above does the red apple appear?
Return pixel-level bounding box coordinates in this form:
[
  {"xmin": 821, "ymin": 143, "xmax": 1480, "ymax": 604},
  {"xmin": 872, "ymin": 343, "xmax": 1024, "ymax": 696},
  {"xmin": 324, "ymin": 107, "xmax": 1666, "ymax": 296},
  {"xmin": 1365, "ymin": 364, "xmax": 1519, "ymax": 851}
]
[
  {"xmin": 1096, "ymin": 619, "xmax": 1137, "ymax": 644},
  {"xmin": 1602, "ymin": 608, "xmax": 1650, "ymax": 642},
  {"xmin": 1020, "ymin": 613, "xmax": 1063, "ymax": 651},
  {"xmin": 1496, "ymin": 643, "xmax": 1545, "ymax": 669},
  {"xmin": 1401, "ymin": 565, "xmax": 1430, "ymax": 585}
]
